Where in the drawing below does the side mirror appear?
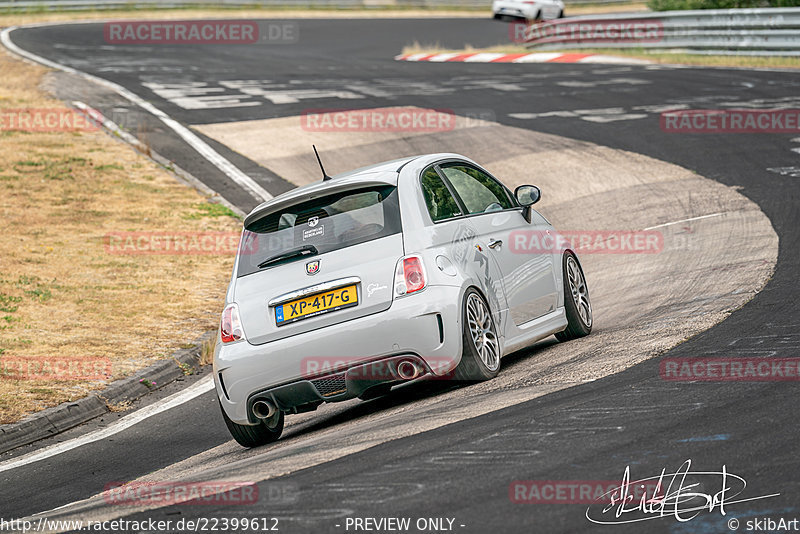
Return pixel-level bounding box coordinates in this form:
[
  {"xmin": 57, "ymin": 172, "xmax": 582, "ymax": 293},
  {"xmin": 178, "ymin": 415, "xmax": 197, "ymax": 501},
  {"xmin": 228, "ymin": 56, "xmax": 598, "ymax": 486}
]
[{"xmin": 514, "ymin": 185, "xmax": 541, "ymax": 223}]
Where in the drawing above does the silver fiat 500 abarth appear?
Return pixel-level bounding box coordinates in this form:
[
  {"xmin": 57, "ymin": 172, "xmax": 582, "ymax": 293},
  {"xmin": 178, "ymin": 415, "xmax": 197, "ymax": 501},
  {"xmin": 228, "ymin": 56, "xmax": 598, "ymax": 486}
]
[{"xmin": 214, "ymin": 153, "xmax": 592, "ymax": 446}]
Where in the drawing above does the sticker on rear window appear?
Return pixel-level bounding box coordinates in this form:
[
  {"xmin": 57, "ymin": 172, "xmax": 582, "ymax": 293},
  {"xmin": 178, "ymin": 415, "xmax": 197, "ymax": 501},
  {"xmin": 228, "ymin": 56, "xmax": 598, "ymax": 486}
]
[{"xmin": 303, "ymin": 225, "xmax": 324, "ymax": 241}]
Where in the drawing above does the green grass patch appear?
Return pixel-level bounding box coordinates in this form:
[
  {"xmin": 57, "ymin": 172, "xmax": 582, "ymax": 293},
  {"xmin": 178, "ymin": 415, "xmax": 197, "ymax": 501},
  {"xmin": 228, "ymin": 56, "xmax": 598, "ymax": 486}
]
[
  {"xmin": 13, "ymin": 159, "xmax": 47, "ymax": 173},
  {"xmin": 0, "ymin": 294, "xmax": 22, "ymax": 313},
  {"xmin": 183, "ymin": 202, "xmax": 239, "ymax": 220},
  {"xmin": 24, "ymin": 287, "xmax": 52, "ymax": 302},
  {"xmin": 13, "ymin": 156, "xmax": 87, "ymax": 180},
  {"xmin": 95, "ymin": 163, "xmax": 124, "ymax": 172}
]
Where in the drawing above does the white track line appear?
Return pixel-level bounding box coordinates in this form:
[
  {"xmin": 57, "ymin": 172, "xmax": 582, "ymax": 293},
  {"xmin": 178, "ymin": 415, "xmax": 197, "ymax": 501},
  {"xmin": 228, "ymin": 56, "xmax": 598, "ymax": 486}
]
[
  {"xmin": 0, "ymin": 376, "xmax": 214, "ymax": 474},
  {"xmin": 0, "ymin": 24, "xmax": 272, "ymax": 202},
  {"xmin": 643, "ymin": 212, "xmax": 725, "ymax": 230},
  {"xmin": 72, "ymin": 101, "xmax": 145, "ymax": 150}
]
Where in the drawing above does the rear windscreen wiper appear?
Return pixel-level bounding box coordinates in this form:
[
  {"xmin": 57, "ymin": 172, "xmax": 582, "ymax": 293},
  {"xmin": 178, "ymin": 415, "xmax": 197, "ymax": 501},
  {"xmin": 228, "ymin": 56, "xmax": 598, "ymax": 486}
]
[{"xmin": 257, "ymin": 245, "xmax": 319, "ymax": 270}]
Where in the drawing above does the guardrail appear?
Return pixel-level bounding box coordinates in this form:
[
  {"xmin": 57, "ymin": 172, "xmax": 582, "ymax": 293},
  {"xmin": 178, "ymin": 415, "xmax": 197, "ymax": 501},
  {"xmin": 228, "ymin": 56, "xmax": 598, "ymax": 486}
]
[
  {"xmin": 0, "ymin": 0, "xmax": 635, "ymax": 12},
  {"xmin": 519, "ymin": 7, "xmax": 800, "ymax": 55}
]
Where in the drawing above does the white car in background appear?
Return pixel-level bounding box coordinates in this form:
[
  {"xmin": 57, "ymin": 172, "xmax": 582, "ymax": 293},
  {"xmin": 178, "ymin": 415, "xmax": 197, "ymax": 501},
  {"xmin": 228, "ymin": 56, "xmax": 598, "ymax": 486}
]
[{"xmin": 493, "ymin": 0, "xmax": 564, "ymax": 20}]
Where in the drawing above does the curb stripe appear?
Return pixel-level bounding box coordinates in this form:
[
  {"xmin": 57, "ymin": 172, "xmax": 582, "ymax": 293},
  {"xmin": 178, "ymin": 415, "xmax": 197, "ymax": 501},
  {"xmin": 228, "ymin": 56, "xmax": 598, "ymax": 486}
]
[
  {"xmin": 396, "ymin": 52, "xmax": 649, "ymax": 65},
  {"xmin": 489, "ymin": 53, "xmax": 531, "ymax": 63},
  {"xmin": 446, "ymin": 53, "xmax": 478, "ymax": 62},
  {"xmin": 548, "ymin": 53, "xmax": 591, "ymax": 63}
]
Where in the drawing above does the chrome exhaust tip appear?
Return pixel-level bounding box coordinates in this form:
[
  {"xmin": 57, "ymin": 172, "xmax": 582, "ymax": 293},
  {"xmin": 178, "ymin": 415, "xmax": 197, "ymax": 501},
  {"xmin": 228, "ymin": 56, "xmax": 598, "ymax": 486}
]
[
  {"xmin": 252, "ymin": 399, "xmax": 277, "ymax": 420},
  {"xmin": 396, "ymin": 360, "xmax": 421, "ymax": 381}
]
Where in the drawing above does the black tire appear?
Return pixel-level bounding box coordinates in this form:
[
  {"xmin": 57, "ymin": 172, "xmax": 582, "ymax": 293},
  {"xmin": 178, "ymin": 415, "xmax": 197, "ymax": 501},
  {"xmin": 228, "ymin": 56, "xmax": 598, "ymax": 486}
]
[
  {"xmin": 219, "ymin": 400, "xmax": 283, "ymax": 448},
  {"xmin": 453, "ymin": 288, "xmax": 501, "ymax": 382},
  {"xmin": 555, "ymin": 251, "xmax": 592, "ymax": 342}
]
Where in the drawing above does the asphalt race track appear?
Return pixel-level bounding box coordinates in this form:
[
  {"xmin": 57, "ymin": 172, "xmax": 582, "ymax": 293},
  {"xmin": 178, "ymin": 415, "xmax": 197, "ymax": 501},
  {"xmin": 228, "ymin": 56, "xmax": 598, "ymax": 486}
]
[{"xmin": 1, "ymin": 17, "xmax": 799, "ymax": 534}]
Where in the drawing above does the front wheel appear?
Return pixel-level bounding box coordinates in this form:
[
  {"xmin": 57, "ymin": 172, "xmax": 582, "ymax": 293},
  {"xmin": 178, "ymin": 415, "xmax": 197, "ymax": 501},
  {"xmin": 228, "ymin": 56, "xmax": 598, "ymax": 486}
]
[
  {"xmin": 555, "ymin": 251, "xmax": 592, "ymax": 342},
  {"xmin": 219, "ymin": 400, "xmax": 283, "ymax": 448},
  {"xmin": 453, "ymin": 289, "xmax": 501, "ymax": 382}
]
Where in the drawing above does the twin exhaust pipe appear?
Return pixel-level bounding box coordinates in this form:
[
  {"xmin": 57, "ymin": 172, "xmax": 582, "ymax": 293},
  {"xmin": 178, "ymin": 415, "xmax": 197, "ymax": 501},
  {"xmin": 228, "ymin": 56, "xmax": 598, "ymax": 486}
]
[
  {"xmin": 396, "ymin": 359, "xmax": 423, "ymax": 381},
  {"xmin": 252, "ymin": 358, "xmax": 423, "ymax": 419},
  {"xmin": 252, "ymin": 399, "xmax": 278, "ymax": 420}
]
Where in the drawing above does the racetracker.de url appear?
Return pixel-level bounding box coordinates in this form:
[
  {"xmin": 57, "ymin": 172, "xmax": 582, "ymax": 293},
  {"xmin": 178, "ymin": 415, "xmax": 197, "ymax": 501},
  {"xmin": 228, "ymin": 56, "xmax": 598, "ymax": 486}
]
[{"xmin": 0, "ymin": 517, "xmax": 279, "ymax": 533}]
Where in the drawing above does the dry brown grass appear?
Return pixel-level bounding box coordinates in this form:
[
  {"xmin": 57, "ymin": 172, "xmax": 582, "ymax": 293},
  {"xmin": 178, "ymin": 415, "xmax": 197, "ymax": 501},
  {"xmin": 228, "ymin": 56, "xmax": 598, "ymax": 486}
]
[
  {"xmin": 0, "ymin": 48, "xmax": 239, "ymax": 424},
  {"xmin": 200, "ymin": 337, "xmax": 216, "ymax": 367}
]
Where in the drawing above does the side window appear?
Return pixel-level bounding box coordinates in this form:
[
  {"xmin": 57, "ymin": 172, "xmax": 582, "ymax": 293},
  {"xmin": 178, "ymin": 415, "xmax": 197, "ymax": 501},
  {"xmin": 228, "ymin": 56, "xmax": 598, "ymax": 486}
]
[
  {"xmin": 420, "ymin": 167, "xmax": 462, "ymax": 222},
  {"xmin": 440, "ymin": 164, "xmax": 513, "ymax": 215}
]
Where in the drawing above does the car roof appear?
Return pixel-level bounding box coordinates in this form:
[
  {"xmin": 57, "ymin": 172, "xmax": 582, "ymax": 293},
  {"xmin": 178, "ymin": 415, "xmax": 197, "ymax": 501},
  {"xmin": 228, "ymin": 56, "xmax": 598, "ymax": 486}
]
[{"xmin": 243, "ymin": 153, "xmax": 468, "ymax": 226}]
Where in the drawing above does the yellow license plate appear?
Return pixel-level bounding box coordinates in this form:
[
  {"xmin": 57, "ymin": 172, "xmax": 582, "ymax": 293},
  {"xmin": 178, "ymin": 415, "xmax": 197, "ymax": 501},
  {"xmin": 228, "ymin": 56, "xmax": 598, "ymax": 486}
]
[{"xmin": 275, "ymin": 285, "xmax": 358, "ymax": 326}]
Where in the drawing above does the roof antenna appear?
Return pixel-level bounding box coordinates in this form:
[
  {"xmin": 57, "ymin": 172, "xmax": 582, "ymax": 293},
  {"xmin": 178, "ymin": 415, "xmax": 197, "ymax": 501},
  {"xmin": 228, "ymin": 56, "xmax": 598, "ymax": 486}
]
[{"xmin": 313, "ymin": 145, "xmax": 332, "ymax": 181}]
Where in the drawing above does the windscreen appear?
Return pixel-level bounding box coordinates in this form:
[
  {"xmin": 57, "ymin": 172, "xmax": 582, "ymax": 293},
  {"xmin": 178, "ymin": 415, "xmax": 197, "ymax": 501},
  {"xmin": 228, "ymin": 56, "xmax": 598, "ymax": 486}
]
[{"xmin": 237, "ymin": 185, "xmax": 401, "ymax": 277}]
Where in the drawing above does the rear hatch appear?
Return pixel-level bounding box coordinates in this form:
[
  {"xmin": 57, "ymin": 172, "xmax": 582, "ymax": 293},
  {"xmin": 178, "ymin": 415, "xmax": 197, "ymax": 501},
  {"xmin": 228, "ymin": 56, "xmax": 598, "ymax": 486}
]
[{"xmin": 234, "ymin": 184, "xmax": 403, "ymax": 345}]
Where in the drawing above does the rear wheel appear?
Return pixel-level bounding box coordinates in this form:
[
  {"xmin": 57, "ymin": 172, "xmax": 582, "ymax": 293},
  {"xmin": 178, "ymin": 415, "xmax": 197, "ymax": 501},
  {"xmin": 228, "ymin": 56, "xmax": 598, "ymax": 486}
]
[
  {"xmin": 555, "ymin": 251, "xmax": 592, "ymax": 342},
  {"xmin": 453, "ymin": 289, "xmax": 501, "ymax": 382},
  {"xmin": 219, "ymin": 400, "xmax": 283, "ymax": 448}
]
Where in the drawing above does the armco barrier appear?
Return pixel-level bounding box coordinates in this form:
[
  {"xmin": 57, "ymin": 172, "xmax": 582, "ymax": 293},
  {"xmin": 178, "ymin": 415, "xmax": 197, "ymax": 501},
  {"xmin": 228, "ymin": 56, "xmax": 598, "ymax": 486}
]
[
  {"xmin": 519, "ymin": 7, "xmax": 800, "ymax": 54},
  {"xmin": 0, "ymin": 0, "xmax": 634, "ymax": 12}
]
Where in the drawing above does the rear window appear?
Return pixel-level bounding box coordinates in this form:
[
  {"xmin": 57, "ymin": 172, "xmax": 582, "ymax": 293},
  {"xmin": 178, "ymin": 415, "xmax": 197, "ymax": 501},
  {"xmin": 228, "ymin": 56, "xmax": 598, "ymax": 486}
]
[{"xmin": 237, "ymin": 185, "xmax": 401, "ymax": 277}]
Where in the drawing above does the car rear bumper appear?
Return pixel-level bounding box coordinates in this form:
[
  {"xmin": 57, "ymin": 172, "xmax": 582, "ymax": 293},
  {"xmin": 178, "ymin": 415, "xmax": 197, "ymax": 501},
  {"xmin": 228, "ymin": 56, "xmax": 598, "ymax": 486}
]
[
  {"xmin": 215, "ymin": 285, "xmax": 463, "ymax": 424},
  {"xmin": 493, "ymin": 0, "xmax": 563, "ymax": 19}
]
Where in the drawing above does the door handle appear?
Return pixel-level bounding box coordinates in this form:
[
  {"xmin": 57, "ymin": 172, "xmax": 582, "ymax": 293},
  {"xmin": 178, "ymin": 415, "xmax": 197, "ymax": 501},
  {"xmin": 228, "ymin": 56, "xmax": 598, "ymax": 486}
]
[{"xmin": 488, "ymin": 239, "xmax": 503, "ymax": 250}]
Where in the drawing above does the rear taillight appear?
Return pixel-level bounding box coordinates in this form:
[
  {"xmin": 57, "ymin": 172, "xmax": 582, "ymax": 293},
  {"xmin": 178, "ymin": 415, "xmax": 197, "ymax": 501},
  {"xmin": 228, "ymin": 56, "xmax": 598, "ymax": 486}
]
[
  {"xmin": 394, "ymin": 255, "xmax": 427, "ymax": 297},
  {"xmin": 220, "ymin": 303, "xmax": 244, "ymax": 344}
]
